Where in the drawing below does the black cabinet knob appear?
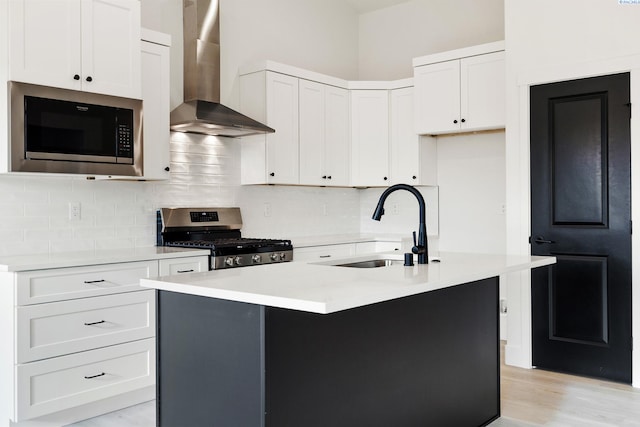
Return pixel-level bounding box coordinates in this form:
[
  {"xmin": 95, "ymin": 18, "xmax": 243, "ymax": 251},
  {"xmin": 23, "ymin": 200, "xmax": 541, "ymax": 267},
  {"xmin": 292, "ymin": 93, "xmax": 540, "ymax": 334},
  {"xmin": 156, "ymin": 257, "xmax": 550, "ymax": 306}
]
[
  {"xmin": 73, "ymin": 74, "xmax": 80, "ymax": 80},
  {"xmin": 412, "ymin": 175, "xmax": 417, "ymax": 180},
  {"xmin": 269, "ymin": 172, "xmax": 275, "ymax": 177},
  {"xmin": 461, "ymin": 118, "xmax": 466, "ymax": 123},
  {"xmin": 383, "ymin": 177, "xmax": 388, "ymax": 181},
  {"xmin": 322, "ymin": 175, "xmax": 327, "ymax": 179},
  {"xmin": 164, "ymin": 167, "xmax": 170, "ymax": 172},
  {"xmin": 327, "ymin": 176, "xmax": 332, "ymax": 180},
  {"xmin": 86, "ymin": 76, "xmax": 93, "ymax": 82},
  {"xmin": 453, "ymin": 119, "xmax": 458, "ymax": 124}
]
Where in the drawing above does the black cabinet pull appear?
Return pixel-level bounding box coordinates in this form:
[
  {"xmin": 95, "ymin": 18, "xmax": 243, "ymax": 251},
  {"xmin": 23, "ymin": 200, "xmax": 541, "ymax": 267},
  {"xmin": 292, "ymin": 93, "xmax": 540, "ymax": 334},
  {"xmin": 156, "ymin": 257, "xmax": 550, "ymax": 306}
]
[
  {"xmin": 327, "ymin": 176, "xmax": 332, "ymax": 180},
  {"xmin": 412, "ymin": 175, "xmax": 417, "ymax": 180},
  {"xmin": 177, "ymin": 269, "xmax": 194, "ymax": 273},
  {"xmin": 86, "ymin": 76, "xmax": 93, "ymax": 82},
  {"xmin": 319, "ymin": 255, "xmax": 331, "ymax": 258},
  {"xmin": 84, "ymin": 320, "xmax": 106, "ymax": 326},
  {"xmin": 73, "ymin": 74, "xmax": 80, "ymax": 80},
  {"xmin": 322, "ymin": 175, "xmax": 327, "ymax": 179},
  {"xmin": 461, "ymin": 118, "xmax": 466, "ymax": 123},
  {"xmin": 84, "ymin": 372, "xmax": 106, "ymax": 379},
  {"xmin": 453, "ymin": 119, "xmax": 458, "ymax": 124},
  {"xmin": 269, "ymin": 172, "xmax": 275, "ymax": 177},
  {"xmin": 383, "ymin": 177, "xmax": 388, "ymax": 181},
  {"xmin": 84, "ymin": 279, "xmax": 105, "ymax": 284},
  {"xmin": 164, "ymin": 166, "xmax": 170, "ymax": 172}
]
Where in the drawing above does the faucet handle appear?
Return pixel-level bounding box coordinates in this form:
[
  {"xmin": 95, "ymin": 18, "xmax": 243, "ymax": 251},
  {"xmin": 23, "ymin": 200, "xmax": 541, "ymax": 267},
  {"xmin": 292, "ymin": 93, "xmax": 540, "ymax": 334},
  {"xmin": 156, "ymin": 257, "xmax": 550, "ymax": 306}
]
[{"xmin": 411, "ymin": 231, "xmax": 425, "ymax": 255}]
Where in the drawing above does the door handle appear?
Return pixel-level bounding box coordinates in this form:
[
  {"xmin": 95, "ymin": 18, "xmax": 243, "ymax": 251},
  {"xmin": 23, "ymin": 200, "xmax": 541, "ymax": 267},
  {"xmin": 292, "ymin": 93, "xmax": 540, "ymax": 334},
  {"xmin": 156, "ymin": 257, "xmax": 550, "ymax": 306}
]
[{"xmin": 531, "ymin": 235, "xmax": 556, "ymax": 244}]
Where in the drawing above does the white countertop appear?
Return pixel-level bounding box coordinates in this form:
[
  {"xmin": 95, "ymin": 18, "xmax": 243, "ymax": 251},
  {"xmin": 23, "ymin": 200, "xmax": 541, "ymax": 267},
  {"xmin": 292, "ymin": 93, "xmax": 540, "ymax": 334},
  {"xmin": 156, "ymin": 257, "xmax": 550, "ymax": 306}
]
[
  {"xmin": 141, "ymin": 252, "xmax": 555, "ymax": 314},
  {"xmin": 0, "ymin": 247, "xmax": 210, "ymax": 272}
]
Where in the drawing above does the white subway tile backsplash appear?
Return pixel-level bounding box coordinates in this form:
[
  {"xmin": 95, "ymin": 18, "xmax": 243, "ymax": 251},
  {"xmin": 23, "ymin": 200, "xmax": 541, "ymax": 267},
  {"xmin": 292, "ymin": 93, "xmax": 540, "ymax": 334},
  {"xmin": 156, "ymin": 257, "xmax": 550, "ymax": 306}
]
[{"xmin": 0, "ymin": 130, "xmax": 440, "ymax": 257}]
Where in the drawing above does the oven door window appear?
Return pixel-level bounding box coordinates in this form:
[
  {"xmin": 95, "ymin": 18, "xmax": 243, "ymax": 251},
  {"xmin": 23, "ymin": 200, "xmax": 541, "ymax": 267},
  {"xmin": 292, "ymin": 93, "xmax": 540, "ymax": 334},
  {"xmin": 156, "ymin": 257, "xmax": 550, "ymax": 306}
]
[{"xmin": 24, "ymin": 96, "xmax": 132, "ymax": 163}]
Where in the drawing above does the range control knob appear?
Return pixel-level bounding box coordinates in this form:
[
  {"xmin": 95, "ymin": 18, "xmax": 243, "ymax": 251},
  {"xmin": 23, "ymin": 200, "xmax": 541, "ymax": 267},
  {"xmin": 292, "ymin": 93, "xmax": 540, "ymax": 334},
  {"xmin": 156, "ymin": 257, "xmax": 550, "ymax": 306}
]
[
  {"xmin": 270, "ymin": 253, "xmax": 281, "ymax": 262},
  {"xmin": 224, "ymin": 257, "xmax": 234, "ymax": 267},
  {"xmin": 252, "ymin": 254, "xmax": 262, "ymax": 264},
  {"xmin": 279, "ymin": 252, "xmax": 286, "ymax": 261},
  {"xmin": 234, "ymin": 256, "xmax": 242, "ymax": 266}
]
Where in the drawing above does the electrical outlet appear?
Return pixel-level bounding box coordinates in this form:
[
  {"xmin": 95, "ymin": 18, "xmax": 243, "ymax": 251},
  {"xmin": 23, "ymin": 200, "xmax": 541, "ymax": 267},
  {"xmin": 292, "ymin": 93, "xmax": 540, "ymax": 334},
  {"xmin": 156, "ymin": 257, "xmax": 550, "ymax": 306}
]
[
  {"xmin": 69, "ymin": 202, "xmax": 81, "ymax": 221},
  {"xmin": 499, "ymin": 203, "xmax": 506, "ymax": 215},
  {"xmin": 392, "ymin": 203, "xmax": 400, "ymax": 215},
  {"xmin": 263, "ymin": 202, "xmax": 272, "ymax": 217}
]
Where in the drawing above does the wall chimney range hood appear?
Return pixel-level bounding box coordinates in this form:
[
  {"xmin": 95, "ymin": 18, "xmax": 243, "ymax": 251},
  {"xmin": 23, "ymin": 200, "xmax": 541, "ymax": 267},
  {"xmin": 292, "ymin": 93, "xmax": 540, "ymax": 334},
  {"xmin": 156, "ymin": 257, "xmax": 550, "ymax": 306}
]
[{"xmin": 170, "ymin": 0, "xmax": 274, "ymax": 137}]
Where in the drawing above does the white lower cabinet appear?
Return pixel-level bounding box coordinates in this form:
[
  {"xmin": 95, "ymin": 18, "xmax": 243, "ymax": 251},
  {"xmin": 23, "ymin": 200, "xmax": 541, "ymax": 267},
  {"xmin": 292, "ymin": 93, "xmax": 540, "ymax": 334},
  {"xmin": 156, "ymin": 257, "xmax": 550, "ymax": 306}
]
[
  {"xmin": 294, "ymin": 244, "xmax": 356, "ymax": 262},
  {"xmin": 159, "ymin": 257, "xmax": 208, "ymax": 275},
  {"xmin": 355, "ymin": 241, "xmax": 402, "ymax": 254},
  {"xmin": 295, "ymin": 240, "xmax": 403, "ymax": 262},
  {"xmin": 1, "ymin": 253, "xmax": 208, "ymax": 425},
  {"xmin": 17, "ymin": 291, "xmax": 155, "ymax": 363},
  {"xmin": 16, "ymin": 338, "xmax": 154, "ymax": 421}
]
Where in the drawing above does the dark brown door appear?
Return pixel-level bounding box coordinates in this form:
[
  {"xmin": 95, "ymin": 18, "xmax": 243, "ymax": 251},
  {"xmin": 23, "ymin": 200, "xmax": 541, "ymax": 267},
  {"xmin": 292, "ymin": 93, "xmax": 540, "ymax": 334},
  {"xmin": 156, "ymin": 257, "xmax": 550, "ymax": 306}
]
[{"xmin": 530, "ymin": 73, "xmax": 632, "ymax": 383}]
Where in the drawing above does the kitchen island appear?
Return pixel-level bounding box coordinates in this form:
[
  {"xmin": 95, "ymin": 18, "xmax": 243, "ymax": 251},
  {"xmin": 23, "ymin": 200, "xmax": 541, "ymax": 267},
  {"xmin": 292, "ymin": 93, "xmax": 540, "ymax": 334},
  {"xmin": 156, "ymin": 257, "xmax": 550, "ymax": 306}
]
[{"xmin": 142, "ymin": 252, "xmax": 554, "ymax": 427}]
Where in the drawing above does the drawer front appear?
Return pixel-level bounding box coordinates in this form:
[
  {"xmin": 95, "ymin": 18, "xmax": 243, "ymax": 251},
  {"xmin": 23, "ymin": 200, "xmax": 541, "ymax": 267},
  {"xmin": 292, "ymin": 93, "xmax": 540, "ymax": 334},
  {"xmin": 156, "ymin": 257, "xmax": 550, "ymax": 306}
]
[
  {"xmin": 159, "ymin": 256, "xmax": 209, "ymax": 276},
  {"xmin": 293, "ymin": 244, "xmax": 356, "ymax": 262},
  {"xmin": 17, "ymin": 261, "xmax": 159, "ymax": 305},
  {"xmin": 17, "ymin": 290, "xmax": 155, "ymax": 363},
  {"xmin": 16, "ymin": 339, "xmax": 155, "ymax": 421}
]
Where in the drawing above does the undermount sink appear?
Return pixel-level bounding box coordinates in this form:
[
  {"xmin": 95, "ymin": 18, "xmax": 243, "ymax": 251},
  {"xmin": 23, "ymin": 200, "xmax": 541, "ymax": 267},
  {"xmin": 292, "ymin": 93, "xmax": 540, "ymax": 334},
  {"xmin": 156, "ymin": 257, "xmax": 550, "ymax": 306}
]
[{"xmin": 333, "ymin": 258, "xmax": 405, "ymax": 268}]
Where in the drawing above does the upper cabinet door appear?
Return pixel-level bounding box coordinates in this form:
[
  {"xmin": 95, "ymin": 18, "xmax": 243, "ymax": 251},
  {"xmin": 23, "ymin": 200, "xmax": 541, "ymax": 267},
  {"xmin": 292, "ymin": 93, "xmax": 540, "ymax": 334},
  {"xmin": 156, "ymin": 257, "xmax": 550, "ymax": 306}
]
[
  {"xmin": 323, "ymin": 85, "xmax": 350, "ymax": 187},
  {"xmin": 414, "ymin": 60, "xmax": 460, "ymax": 135},
  {"xmin": 391, "ymin": 87, "xmax": 420, "ymax": 185},
  {"xmin": 266, "ymin": 72, "xmax": 299, "ymax": 185},
  {"xmin": 140, "ymin": 39, "xmax": 170, "ymax": 180},
  {"xmin": 81, "ymin": 0, "xmax": 141, "ymax": 98},
  {"xmin": 460, "ymin": 51, "xmax": 505, "ymax": 132},
  {"xmin": 299, "ymin": 79, "xmax": 326, "ymax": 186},
  {"xmin": 9, "ymin": 0, "xmax": 141, "ymax": 99},
  {"xmin": 9, "ymin": 0, "xmax": 82, "ymax": 91},
  {"xmin": 351, "ymin": 90, "xmax": 389, "ymax": 187},
  {"xmin": 299, "ymin": 80, "xmax": 350, "ymax": 187}
]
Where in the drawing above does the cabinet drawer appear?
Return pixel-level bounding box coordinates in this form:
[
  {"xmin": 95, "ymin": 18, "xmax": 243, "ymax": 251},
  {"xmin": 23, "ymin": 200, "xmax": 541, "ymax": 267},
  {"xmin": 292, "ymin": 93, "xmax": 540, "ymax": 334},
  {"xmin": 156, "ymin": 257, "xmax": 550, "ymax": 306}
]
[
  {"xmin": 17, "ymin": 261, "xmax": 159, "ymax": 305},
  {"xmin": 16, "ymin": 339, "xmax": 154, "ymax": 421},
  {"xmin": 159, "ymin": 256, "xmax": 209, "ymax": 276},
  {"xmin": 17, "ymin": 290, "xmax": 155, "ymax": 363},
  {"xmin": 293, "ymin": 244, "xmax": 356, "ymax": 262}
]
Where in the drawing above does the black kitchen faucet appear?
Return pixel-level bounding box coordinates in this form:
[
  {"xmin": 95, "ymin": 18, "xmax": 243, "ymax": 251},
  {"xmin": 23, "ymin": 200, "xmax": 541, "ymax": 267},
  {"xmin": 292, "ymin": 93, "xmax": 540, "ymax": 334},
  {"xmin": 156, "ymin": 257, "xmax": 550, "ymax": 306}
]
[{"xmin": 372, "ymin": 184, "xmax": 428, "ymax": 264}]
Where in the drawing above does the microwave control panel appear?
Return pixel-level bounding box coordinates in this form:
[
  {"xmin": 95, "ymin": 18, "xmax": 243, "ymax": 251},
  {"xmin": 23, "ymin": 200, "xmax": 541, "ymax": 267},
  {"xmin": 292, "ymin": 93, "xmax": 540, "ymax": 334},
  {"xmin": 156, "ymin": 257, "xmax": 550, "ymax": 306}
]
[{"xmin": 116, "ymin": 109, "xmax": 134, "ymax": 162}]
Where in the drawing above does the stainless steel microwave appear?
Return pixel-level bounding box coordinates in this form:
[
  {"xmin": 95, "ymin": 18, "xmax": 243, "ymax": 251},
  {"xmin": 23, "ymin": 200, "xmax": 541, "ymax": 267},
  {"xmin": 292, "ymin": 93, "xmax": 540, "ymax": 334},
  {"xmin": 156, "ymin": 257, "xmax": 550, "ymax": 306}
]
[{"xmin": 9, "ymin": 81, "xmax": 143, "ymax": 176}]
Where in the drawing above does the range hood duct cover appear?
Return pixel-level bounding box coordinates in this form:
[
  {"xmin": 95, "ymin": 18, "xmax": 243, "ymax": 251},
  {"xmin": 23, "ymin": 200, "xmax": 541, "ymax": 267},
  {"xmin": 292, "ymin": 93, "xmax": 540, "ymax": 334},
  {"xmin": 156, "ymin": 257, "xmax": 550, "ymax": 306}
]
[{"xmin": 170, "ymin": 0, "xmax": 274, "ymax": 137}]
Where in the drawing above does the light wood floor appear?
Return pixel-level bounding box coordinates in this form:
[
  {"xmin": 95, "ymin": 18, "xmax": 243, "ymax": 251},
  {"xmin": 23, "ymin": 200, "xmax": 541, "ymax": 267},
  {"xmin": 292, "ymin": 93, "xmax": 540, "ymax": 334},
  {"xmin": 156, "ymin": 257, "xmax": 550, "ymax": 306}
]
[{"xmin": 70, "ymin": 342, "xmax": 640, "ymax": 427}]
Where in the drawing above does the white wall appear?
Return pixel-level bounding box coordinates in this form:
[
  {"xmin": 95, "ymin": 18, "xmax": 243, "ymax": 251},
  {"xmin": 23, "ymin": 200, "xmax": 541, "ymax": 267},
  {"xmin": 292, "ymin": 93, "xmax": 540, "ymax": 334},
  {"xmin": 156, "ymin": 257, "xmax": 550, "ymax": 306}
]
[
  {"xmin": 436, "ymin": 131, "xmax": 505, "ymax": 254},
  {"xmin": 357, "ymin": 0, "xmax": 504, "ymax": 80},
  {"xmin": 504, "ymin": 0, "xmax": 640, "ymax": 386}
]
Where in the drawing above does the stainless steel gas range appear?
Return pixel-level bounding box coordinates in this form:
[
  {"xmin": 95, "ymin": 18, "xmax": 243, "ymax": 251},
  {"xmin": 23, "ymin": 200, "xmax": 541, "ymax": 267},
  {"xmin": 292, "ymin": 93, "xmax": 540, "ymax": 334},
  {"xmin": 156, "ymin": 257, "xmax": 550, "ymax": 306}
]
[{"xmin": 157, "ymin": 207, "xmax": 293, "ymax": 270}]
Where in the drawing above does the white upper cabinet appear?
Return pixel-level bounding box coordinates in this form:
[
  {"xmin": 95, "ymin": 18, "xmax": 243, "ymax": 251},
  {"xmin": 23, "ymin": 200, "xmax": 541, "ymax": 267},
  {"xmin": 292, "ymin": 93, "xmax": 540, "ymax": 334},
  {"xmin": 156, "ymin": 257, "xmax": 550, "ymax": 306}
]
[
  {"xmin": 390, "ymin": 86, "xmax": 436, "ymax": 186},
  {"xmin": 413, "ymin": 60, "xmax": 460, "ymax": 135},
  {"xmin": 414, "ymin": 42, "xmax": 505, "ymax": 135},
  {"xmin": 351, "ymin": 89, "xmax": 390, "ymax": 187},
  {"xmin": 140, "ymin": 32, "xmax": 171, "ymax": 180},
  {"xmin": 8, "ymin": 0, "xmax": 141, "ymax": 99},
  {"xmin": 240, "ymin": 71, "xmax": 299, "ymax": 185},
  {"xmin": 299, "ymin": 80, "xmax": 350, "ymax": 186},
  {"xmin": 459, "ymin": 52, "xmax": 505, "ymax": 133}
]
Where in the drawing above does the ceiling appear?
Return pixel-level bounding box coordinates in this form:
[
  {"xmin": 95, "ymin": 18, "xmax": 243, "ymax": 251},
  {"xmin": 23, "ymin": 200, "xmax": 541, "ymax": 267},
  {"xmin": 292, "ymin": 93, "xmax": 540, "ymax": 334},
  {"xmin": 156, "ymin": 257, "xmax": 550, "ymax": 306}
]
[{"xmin": 345, "ymin": 0, "xmax": 412, "ymax": 13}]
